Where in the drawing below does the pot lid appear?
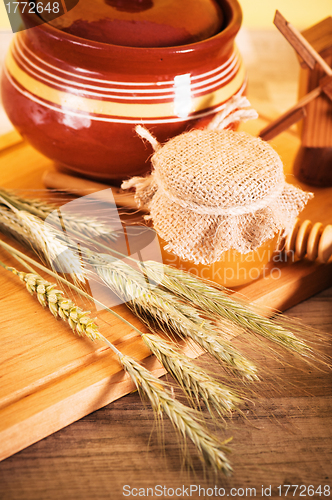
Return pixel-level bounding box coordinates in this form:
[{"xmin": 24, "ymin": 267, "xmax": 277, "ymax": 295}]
[{"xmin": 42, "ymin": 0, "xmax": 225, "ymax": 47}]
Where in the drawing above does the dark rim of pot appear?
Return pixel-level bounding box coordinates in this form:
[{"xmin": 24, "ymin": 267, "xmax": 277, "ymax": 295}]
[{"xmin": 21, "ymin": 0, "xmax": 242, "ymax": 56}]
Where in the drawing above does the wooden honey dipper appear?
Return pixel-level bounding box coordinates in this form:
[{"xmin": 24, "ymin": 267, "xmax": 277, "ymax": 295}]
[{"xmin": 283, "ymin": 218, "xmax": 332, "ymax": 263}]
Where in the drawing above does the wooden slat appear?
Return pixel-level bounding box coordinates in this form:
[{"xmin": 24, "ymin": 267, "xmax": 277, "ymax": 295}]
[
  {"xmin": 301, "ymin": 54, "xmax": 332, "ymax": 147},
  {"xmin": 299, "ymin": 16, "xmax": 332, "ymax": 66},
  {"xmin": 321, "ymin": 74, "xmax": 332, "ymax": 101},
  {"xmin": 259, "ymin": 107, "xmax": 306, "ymax": 141},
  {"xmin": 274, "ymin": 11, "xmax": 316, "ymax": 70},
  {"xmin": 274, "ymin": 10, "xmax": 332, "ymax": 76}
]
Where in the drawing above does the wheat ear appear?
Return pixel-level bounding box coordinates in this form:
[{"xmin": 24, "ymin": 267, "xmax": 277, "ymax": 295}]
[
  {"xmin": 0, "ymin": 188, "xmax": 116, "ymax": 241},
  {"xmin": 91, "ymin": 255, "xmax": 258, "ymax": 381},
  {"xmin": 0, "ymin": 200, "xmax": 86, "ymax": 284},
  {"xmin": 141, "ymin": 333, "xmax": 241, "ymax": 417},
  {"xmin": 0, "ymin": 207, "xmax": 32, "ymax": 243},
  {"xmin": 0, "ymin": 263, "xmax": 101, "ymax": 340},
  {"xmin": 120, "ymin": 354, "xmax": 232, "ymax": 474},
  {"xmin": 139, "ymin": 261, "xmax": 314, "ymax": 358}
]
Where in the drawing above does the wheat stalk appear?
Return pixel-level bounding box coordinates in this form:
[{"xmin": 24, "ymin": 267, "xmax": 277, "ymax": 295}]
[
  {"xmin": 0, "ymin": 188, "xmax": 117, "ymax": 242},
  {"xmin": 0, "ymin": 189, "xmax": 57, "ymax": 217},
  {"xmin": 0, "ymin": 207, "xmax": 32, "ymax": 243},
  {"xmin": 120, "ymin": 354, "xmax": 232, "ymax": 474},
  {"xmin": 0, "ymin": 237, "xmax": 147, "ymax": 339},
  {"xmin": 141, "ymin": 333, "xmax": 241, "ymax": 417},
  {"xmin": 1, "ymin": 191, "xmax": 329, "ymax": 472}
]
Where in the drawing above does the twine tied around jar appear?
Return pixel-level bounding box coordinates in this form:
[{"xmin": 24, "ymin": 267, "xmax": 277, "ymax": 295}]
[{"xmin": 122, "ymin": 97, "xmax": 313, "ymax": 265}]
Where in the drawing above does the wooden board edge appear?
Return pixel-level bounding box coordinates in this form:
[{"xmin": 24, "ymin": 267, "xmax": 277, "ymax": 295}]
[
  {"xmin": 0, "ymin": 337, "xmax": 203, "ymax": 463},
  {"xmin": 236, "ymin": 260, "xmax": 332, "ymax": 312},
  {"xmin": 0, "ymin": 354, "xmax": 164, "ymax": 462}
]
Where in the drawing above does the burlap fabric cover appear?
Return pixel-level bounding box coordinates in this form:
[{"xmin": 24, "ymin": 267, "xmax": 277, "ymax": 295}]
[{"xmin": 123, "ymin": 129, "xmax": 313, "ymax": 265}]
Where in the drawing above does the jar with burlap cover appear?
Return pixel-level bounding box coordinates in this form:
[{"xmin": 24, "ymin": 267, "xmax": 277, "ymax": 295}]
[{"xmin": 123, "ymin": 112, "xmax": 312, "ymax": 265}]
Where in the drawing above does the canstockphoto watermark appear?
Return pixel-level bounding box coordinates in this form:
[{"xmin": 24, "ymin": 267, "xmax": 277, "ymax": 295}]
[
  {"xmin": 2, "ymin": 0, "xmax": 80, "ymax": 33},
  {"xmin": 123, "ymin": 484, "xmax": 258, "ymax": 497},
  {"xmin": 123, "ymin": 484, "xmax": 331, "ymax": 497}
]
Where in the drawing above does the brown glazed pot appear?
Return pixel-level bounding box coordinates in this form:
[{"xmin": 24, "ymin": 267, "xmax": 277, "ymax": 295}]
[{"xmin": 1, "ymin": 0, "xmax": 245, "ymax": 181}]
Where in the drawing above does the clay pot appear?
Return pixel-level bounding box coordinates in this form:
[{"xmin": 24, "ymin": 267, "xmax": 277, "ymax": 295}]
[{"xmin": 1, "ymin": 0, "xmax": 245, "ymax": 181}]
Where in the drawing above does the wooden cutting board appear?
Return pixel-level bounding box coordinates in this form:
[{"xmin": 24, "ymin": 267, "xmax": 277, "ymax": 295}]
[{"xmin": 0, "ymin": 116, "xmax": 332, "ymax": 463}]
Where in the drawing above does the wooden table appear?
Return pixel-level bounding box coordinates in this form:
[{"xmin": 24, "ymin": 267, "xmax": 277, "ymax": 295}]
[{"xmin": 0, "ymin": 30, "xmax": 331, "ymax": 499}]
